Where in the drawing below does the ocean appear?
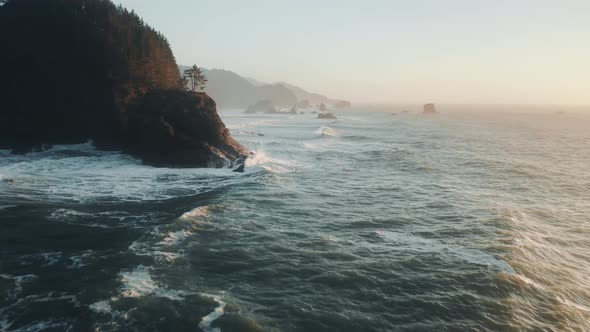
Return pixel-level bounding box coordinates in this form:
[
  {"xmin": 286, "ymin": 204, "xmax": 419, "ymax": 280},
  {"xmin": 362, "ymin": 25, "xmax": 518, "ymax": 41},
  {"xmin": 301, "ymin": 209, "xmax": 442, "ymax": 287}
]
[{"xmin": 1, "ymin": 107, "xmax": 589, "ymax": 331}]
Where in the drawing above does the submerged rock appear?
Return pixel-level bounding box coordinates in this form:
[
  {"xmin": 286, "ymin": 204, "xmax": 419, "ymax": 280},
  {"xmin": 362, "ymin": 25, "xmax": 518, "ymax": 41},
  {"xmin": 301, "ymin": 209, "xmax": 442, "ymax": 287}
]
[{"xmin": 317, "ymin": 112, "xmax": 337, "ymax": 119}]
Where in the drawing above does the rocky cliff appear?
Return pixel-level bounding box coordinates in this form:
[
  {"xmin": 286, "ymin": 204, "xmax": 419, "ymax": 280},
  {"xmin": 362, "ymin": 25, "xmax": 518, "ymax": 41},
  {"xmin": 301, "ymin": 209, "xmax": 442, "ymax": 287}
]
[
  {"xmin": 125, "ymin": 91, "xmax": 247, "ymax": 168},
  {"xmin": 0, "ymin": 0, "xmax": 246, "ymax": 168}
]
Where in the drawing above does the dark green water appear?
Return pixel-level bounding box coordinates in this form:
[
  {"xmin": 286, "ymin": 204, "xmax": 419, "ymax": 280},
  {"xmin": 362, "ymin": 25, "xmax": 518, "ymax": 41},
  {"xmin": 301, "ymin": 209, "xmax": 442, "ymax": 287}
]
[{"xmin": 1, "ymin": 108, "xmax": 589, "ymax": 331}]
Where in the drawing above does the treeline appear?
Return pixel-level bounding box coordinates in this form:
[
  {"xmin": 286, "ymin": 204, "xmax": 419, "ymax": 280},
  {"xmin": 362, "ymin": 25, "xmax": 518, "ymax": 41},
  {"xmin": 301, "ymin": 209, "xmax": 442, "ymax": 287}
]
[{"xmin": 0, "ymin": 0, "xmax": 182, "ymax": 148}]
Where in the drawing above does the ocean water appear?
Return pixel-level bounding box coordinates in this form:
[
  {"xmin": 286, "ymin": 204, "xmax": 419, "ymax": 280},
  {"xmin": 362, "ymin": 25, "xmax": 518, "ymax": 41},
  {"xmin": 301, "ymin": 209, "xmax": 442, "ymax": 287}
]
[{"xmin": 1, "ymin": 107, "xmax": 589, "ymax": 331}]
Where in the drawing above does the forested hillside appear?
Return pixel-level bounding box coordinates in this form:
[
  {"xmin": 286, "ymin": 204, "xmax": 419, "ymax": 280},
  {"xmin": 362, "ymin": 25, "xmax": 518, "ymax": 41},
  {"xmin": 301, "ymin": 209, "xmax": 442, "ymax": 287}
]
[{"xmin": 0, "ymin": 0, "xmax": 181, "ymax": 148}]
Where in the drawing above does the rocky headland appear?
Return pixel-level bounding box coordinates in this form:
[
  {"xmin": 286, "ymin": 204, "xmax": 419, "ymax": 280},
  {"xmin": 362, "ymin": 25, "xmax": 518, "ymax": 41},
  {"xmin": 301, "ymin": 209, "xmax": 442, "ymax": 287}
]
[{"xmin": 0, "ymin": 0, "xmax": 246, "ymax": 169}]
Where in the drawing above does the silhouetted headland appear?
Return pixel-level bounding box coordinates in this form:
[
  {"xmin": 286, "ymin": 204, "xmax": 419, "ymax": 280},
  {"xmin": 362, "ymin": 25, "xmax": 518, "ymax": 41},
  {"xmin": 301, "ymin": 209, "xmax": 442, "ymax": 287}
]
[{"xmin": 0, "ymin": 0, "xmax": 246, "ymax": 168}]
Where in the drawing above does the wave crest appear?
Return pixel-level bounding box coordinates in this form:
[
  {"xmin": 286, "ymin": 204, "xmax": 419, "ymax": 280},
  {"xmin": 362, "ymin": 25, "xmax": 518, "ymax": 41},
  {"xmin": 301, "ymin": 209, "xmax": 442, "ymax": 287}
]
[{"xmin": 314, "ymin": 126, "xmax": 339, "ymax": 138}]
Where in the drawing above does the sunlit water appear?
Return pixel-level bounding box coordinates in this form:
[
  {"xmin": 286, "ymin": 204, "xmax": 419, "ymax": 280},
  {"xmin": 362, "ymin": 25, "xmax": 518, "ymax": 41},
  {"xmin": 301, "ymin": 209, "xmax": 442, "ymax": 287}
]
[{"xmin": 1, "ymin": 107, "xmax": 589, "ymax": 331}]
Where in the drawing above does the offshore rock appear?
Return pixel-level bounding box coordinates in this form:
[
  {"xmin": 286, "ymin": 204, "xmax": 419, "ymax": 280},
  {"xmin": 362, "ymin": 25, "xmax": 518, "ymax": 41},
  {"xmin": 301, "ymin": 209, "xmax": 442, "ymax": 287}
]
[
  {"xmin": 423, "ymin": 103, "xmax": 437, "ymax": 113},
  {"xmin": 317, "ymin": 112, "xmax": 338, "ymax": 119}
]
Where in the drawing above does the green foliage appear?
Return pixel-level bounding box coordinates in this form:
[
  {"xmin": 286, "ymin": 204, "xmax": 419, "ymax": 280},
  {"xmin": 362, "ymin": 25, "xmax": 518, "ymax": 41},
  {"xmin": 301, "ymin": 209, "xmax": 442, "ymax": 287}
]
[{"xmin": 181, "ymin": 65, "xmax": 208, "ymax": 92}]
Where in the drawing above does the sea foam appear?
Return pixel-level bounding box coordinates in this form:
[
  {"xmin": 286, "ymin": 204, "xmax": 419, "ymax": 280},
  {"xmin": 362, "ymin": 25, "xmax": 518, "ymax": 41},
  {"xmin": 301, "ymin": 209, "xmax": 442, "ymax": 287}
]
[{"xmin": 198, "ymin": 294, "xmax": 226, "ymax": 332}]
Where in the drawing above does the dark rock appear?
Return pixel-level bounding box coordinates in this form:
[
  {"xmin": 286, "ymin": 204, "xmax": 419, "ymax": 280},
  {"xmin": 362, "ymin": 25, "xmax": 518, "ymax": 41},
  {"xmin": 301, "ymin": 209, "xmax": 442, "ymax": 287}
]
[
  {"xmin": 319, "ymin": 103, "xmax": 327, "ymax": 112},
  {"xmin": 125, "ymin": 90, "xmax": 248, "ymax": 168},
  {"xmin": 317, "ymin": 113, "xmax": 337, "ymax": 119},
  {"xmin": 299, "ymin": 111, "xmax": 305, "ymax": 115},
  {"xmin": 232, "ymin": 159, "xmax": 245, "ymax": 173},
  {"xmin": 0, "ymin": 0, "xmax": 247, "ymax": 169}
]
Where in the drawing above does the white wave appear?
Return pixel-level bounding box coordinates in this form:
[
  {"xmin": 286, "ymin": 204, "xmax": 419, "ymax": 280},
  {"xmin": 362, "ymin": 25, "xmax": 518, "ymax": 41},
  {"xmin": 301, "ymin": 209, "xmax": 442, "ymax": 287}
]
[
  {"xmin": 198, "ymin": 294, "xmax": 226, "ymax": 332},
  {"xmin": 89, "ymin": 300, "xmax": 112, "ymax": 314},
  {"xmin": 0, "ymin": 144, "xmax": 247, "ymax": 204},
  {"xmin": 245, "ymin": 150, "xmax": 294, "ymax": 174},
  {"xmin": 129, "ymin": 233, "xmax": 187, "ymax": 263},
  {"xmin": 314, "ymin": 125, "xmax": 339, "ymax": 138},
  {"xmin": 66, "ymin": 250, "xmax": 94, "ymax": 269},
  {"xmin": 54, "ymin": 140, "xmax": 95, "ymax": 150},
  {"xmin": 178, "ymin": 206, "xmax": 210, "ymax": 221},
  {"xmin": 118, "ymin": 265, "xmax": 185, "ymax": 300},
  {"xmin": 158, "ymin": 230, "xmax": 192, "ymax": 246},
  {"xmin": 119, "ymin": 265, "xmax": 159, "ymax": 298}
]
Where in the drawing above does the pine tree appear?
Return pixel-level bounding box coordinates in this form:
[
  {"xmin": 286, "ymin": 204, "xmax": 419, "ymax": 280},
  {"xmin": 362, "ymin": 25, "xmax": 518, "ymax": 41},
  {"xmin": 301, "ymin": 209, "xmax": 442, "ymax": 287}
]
[{"xmin": 182, "ymin": 65, "xmax": 207, "ymax": 92}]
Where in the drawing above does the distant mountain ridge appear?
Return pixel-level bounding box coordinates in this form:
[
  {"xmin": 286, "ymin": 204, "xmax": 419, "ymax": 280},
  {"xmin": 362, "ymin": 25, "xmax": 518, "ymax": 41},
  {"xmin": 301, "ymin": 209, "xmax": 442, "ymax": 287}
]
[{"xmin": 180, "ymin": 66, "xmax": 350, "ymax": 109}]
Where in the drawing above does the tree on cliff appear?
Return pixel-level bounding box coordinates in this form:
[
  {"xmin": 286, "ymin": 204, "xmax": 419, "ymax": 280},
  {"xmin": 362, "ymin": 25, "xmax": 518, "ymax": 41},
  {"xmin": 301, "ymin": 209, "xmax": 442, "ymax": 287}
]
[{"xmin": 182, "ymin": 65, "xmax": 208, "ymax": 92}]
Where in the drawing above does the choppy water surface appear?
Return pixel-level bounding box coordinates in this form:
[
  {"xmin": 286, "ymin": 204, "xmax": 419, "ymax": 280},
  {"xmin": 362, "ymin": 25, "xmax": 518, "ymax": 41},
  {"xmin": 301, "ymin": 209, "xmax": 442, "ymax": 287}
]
[{"xmin": 1, "ymin": 107, "xmax": 589, "ymax": 331}]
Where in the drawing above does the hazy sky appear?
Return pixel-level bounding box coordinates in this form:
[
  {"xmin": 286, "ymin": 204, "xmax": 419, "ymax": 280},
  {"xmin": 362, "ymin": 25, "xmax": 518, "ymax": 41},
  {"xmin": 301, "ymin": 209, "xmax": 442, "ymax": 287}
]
[{"xmin": 116, "ymin": 0, "xmax": 589, "ymax": 105}]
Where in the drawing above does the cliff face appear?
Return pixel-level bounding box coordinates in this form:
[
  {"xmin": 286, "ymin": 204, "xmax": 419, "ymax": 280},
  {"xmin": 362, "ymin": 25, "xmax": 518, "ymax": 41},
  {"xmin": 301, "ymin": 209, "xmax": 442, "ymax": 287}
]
[
  {"xmin": 126, "ymin": 91, "xmax": 247, "ymax": 168},
  {"xmin": 0, "ymin": 0, "xmax": 246, "ymax": 168}
]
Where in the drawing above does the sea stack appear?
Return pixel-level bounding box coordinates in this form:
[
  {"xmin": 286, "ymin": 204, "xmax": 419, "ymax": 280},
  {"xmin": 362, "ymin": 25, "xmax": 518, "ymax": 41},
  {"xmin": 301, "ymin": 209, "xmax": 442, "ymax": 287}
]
[{"xmin": 423, "ymin": 103, "xmax": 437, "ymax": 114}]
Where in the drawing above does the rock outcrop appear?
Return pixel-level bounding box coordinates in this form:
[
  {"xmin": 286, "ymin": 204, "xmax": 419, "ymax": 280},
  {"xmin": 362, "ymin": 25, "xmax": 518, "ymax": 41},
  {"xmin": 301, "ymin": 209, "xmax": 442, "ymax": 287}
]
[
  {"xmin": 0, "ymin": 0, "xmax": 247, "ymax": 168},
  {"xmin": 317, "ymin": 113, "xmax": 337, "ymax": 119},
  {"xmin": 423, "ymin": 103, "xmax": 437, "ymax": 113},
  {"xmin": 333, "ymin": 100, "xmax": 351, "ymax": 108},
  {"xmin": 125, "ymin": 91, "xmax": 248, "ymax": 168}
]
